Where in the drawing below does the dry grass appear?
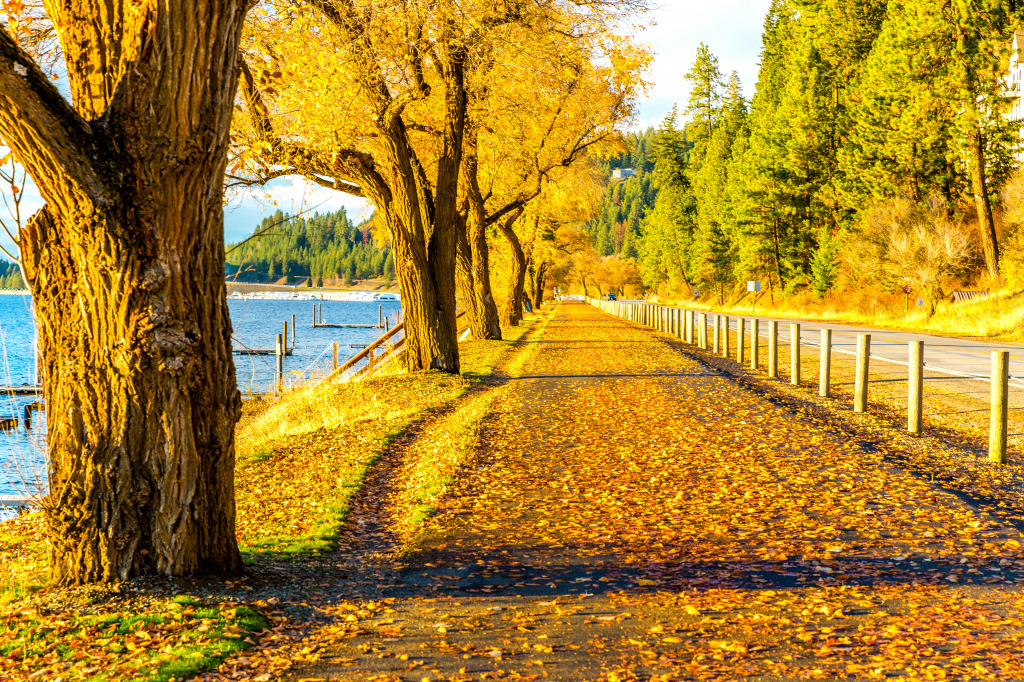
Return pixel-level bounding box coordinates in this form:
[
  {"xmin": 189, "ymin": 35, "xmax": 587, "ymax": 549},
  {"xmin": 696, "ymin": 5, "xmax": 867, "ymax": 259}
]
[
  {"xmin": 232, "ymin": 313, "xmax": 540, "ymax": 555},
  {"xmin": 0, "ymin": 311, "xmax": 544, "ymax": 681},
  {"xmin": 0, "ymin": 512, "xmax": 47, "ymax": 603},
  {"xmin": 663, "ymin": 288, "xmax": 1024, "ymax": 342}
]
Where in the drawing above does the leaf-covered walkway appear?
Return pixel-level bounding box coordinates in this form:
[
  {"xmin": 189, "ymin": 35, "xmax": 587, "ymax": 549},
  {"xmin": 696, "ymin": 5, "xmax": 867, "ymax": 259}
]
[{"xmin": 281, "ymin": 302, "xmax": 1024, "ymax": 680}]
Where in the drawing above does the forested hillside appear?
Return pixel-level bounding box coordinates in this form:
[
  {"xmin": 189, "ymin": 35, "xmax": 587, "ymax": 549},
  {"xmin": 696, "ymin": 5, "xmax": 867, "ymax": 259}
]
[
  {"xmin": 226, "ymin": 208, "xmax": 395, "ymax": 285},
  {"xmin": 628, "ymin": 0, "xmax": 1024, "ymax": 311},
  {"xmin": 585, "ymin": 130, "xmax": 658, "ymax": 258},
  {"xmin": 0, "ymin": 259, "xmax": 23, "ymax": 289}
]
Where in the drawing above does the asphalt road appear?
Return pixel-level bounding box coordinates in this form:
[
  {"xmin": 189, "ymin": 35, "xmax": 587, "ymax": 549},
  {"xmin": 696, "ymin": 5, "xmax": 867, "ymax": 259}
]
[{"xmin": 614, "ymin": 300, "xmax": 1024, "ymax": 388}]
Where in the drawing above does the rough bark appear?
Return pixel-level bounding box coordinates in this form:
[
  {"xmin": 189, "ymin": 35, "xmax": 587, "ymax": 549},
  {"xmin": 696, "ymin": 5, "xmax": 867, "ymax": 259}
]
[
  {"xmin": 243, "ymin": 4, "xmax": 464, "ymax": 371},
  {"xmin": 461, "ymin": 130, "xmax": 501, "ymax": 339},
  {"xmin": 0, "ymin": 4, "xmax": 247, "ymax": 583},
  {"xmin": 966, "ymin": 129, "xmax": 1000, "ymax": 279},
  {"xmin": 454, "ymin": 212, "xmax": 478, "ymax": 332},
  {"xmin": 497, "ymin": 208, "xmax": 526, "ymax": 327}
]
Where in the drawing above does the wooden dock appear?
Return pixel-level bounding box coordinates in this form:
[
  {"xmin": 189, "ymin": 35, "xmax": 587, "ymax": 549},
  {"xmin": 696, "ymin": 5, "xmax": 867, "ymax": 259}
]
[
  {"xmin": 311, "ymin": 303, "xmax": 387, "ymax": 329},
  {"xmin": 233, "ymin": 347, "xmax": 294, "ymax": 356},
  {"xmin": 0, "ymin": 496, "xmax": 35, "ymax": 509},
  {"xmin": 0, "ymin": 386, "xmax": 42, "ymax": 395},
  {"xmin": 313, "ymin": 323, "xmax": 379, "ymax": 329}
]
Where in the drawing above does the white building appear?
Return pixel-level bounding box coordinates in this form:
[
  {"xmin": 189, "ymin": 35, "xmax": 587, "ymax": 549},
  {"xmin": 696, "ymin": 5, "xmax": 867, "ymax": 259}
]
[
  {"xmin": 1004, "ymin": 30, "xmax": 1024, "ymax": 158},
  {"xmin": 611, "ymin": 168, "xmax": 636, "ymax": 181}
]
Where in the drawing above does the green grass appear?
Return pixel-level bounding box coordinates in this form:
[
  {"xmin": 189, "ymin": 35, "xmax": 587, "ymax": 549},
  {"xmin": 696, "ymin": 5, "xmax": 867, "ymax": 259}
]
[
  {"xmin": 0, "ymin": 512, "xmax": 48, "ymax": 604},
  {"xmin": 233, "ymin": 312, "xmax": 543, "ymax": 558},
  {"xmin": 0, "ymin": 597, "xmax": 268, "ymax": 682}
]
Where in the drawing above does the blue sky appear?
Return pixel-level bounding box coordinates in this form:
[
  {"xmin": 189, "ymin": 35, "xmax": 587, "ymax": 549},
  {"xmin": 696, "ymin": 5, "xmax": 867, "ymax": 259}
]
[{"xmin": 2, "ymin": 0, "xmax": 772, "ymax": 251}]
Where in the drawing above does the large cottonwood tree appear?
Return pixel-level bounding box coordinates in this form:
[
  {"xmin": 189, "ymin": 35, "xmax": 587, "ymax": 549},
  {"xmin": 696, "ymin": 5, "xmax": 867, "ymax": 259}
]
[
  {"xmin": 233, "ymin": 0, "xmax": 649, "ymax": 356},
  {"xmin": 0, "ymin": 1, "xmax": 247, "ymax": 582}
]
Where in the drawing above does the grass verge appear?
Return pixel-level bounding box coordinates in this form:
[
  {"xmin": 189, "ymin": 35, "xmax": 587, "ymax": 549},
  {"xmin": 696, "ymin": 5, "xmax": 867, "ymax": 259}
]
[
  {"xmin": 0, "ymin": 595, "xmax": 267, "ymax": 681},
  {"xmin": 663, "ymin": 288, "xmax": 1024, "ymax": 342},
  {"xmin": 397, "ymin": 308, "xmax": 553, "ymax": 536},
  {"xmin": 0, "ymin": 309, "xmax": 547, "ymax": 681},
  {"xmin": 232, "ymin": 315, "xmax": 539, "ymax": 557}
]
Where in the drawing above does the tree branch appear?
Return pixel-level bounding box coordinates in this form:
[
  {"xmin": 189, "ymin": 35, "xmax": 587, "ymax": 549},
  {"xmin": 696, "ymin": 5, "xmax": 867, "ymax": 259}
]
[{"xmin": 0, "ymin": 26, "xmax": 103, "ymax": 214}]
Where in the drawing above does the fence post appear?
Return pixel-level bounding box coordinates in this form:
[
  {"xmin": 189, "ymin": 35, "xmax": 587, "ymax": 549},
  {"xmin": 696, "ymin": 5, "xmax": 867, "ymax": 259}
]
[
  {"xmin": 908, "ymin": 340, "xmax": 923, "ymax": 434},
  {"xmin": 685, "ymin": 310, "xmax": 693, "ymax": 344},
  {"xmin": 713, "ymin": 315, "xmax": 720, "ymax": 353},
  {"xmin": 990, "ymin": 350, "xmax": 1009, "ymax": 463},
  {"xmin": 790, "ymin": 323, "xmax": 801, "ymax": 385},
  {"xmin": 750, "ymin": 319, "xmax": 759, "ymax": 370},
  {"xmin": 700, "ymin": 314, "xmax": 707, "ymax": 349},
  {"xmin": 768, "ymin": 321, "xmax": 778, "ymax": 378},
  {"xmin": 819, "ymin": 328, "xmax": 831, "ymax": 398},
  {"xmin": 333, "ymin": 341, "xmax": 339, "ymax": 371},
  {"xmin": 722, "ymin": 317, "xmax": 730, "ymax": 358},
  {"xmin": 854, "ymin": 334, "xmax": 870, "ymax": 413},
  {"xmin": 276, "ymin": 333, "xmax": 284, "ymax": 393},
  {"xmin": 737, "ymin": 318, "xmax": 745, "ymax": 364}
]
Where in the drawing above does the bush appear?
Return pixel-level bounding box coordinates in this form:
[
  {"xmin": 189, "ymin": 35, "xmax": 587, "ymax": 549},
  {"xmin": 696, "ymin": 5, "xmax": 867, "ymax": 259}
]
[{"xmin": 845, "ymin": 195, "xmax": 975, "ymax": 315}]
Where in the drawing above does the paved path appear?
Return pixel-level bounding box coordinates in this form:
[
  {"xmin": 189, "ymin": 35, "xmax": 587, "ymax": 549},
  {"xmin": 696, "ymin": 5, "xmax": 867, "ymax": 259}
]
[
  {"xmin": 281, "ymin": 302, "xmax": 1024, "ymax": 681},
  {"xmin": 620, "ymin": 301, "xmax": 1024, "ymax": 387}
]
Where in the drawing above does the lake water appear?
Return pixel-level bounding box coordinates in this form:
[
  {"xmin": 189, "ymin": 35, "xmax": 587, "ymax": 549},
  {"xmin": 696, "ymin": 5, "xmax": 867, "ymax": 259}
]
[{"xmin": 0, "ymin": 294, "xmax": 403, "ymax": 502}]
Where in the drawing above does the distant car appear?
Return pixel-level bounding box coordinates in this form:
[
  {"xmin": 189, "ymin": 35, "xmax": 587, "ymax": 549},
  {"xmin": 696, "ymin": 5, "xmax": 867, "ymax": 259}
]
[{"xmin": 607, "ymin": 293, "xmax": 617, "ymax": 301}]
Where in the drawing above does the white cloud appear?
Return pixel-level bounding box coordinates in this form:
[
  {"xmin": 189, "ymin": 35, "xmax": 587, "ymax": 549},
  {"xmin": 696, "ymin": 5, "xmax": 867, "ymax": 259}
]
[{"xmin": 224, "ymin": 176, "xmax": 373, "ymax": 243}]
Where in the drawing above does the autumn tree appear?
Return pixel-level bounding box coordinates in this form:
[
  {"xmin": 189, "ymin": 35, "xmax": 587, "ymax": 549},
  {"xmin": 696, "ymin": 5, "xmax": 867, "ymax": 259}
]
[
  {"xmin": 525, "ymin": 164, "xmax": 606, "ymax": 305},
  {"xmin": 461, "ymin": 15, "xmax": 647, "ymax": 328},
  {"xmin": 0, "ymin": 0, "xmax": 247, "ymax": 582},
  {"xmin": 234, "ymin": 0, "xmax": 648, "ymax": 362}
]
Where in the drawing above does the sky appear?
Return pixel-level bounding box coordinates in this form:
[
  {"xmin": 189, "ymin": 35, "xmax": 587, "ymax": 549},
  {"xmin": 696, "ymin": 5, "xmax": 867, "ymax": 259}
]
[{"xmin": 1, "ymin": 0, "xmax": 773, "ymax": 253}]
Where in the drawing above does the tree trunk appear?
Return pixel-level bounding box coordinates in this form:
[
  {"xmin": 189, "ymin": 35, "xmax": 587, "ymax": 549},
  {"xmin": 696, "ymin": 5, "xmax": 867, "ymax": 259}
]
[
  {"xmin": 22, "ymin": 202, "xmax": 242, "ymax": 583},
  {"xmin": 454, "ymin": 212, "xmax": 478, "ymax": 334},
  {"xmin": 498, "ymin": 209, "xmax": 526, "ymax": 327},
  {"xmin": 967, "ymin": 129, "xmax": 1000, "ymax": 279},
  {"xmin": 388, "ymin": 41, "xmax": 465, "ymax": 372},
  {"xmin": 1, "ymin": 5, "xmax": 248, "ymax": 583},
  {"xmin": 391, "ymin": 227, "xmax": 460, "ymax": 371},
  {"xmin": 461, "ymin": 130, "xmax": 501, "ymax": 339},
  {"xmin": 534, "ymin": 262, "xmax": 548, "ymax": 308}
]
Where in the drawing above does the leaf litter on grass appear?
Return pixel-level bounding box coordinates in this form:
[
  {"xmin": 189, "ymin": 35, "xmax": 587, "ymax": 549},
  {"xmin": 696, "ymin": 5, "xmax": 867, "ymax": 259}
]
[{"xmin": 0, "ymin": 318, "xmax": 548, "ymax": 682}]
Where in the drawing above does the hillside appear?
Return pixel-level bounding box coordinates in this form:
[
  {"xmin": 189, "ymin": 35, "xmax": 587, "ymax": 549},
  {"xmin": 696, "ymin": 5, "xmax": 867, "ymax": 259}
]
[{"xmin": 226, "ymin": 208, "xmax": 395, "ymax": 286}]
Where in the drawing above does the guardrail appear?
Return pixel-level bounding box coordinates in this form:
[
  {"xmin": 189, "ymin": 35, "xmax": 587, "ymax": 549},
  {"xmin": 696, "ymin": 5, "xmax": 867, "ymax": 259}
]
[{"xmin": 586, "ymin": 297, "xmax": 1016, "ymax": 463}]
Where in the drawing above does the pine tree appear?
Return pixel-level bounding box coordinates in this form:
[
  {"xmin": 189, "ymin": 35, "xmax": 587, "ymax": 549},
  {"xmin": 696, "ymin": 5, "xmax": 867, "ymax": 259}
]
[{"xmin": 684, "ymin": 44, "xmax": 726, "ymax": 163}]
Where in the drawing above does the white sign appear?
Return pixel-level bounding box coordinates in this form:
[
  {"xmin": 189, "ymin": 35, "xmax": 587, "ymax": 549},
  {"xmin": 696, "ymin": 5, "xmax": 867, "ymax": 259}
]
[{"xmin": 747, "ymin": 281, "xmax": 762, "ymax": 292}]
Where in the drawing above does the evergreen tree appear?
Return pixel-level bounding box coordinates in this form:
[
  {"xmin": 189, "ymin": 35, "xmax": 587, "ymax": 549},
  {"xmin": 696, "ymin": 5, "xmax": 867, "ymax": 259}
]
[{"xmin": 684, "ymin": 43, "xmax": 726, "ymax": 162}]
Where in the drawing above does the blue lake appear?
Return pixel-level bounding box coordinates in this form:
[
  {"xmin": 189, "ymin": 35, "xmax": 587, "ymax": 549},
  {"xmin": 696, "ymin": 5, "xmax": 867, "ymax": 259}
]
[{"xmin": 0, "ymin": 294, "xmax": 403, "ymax": 500}]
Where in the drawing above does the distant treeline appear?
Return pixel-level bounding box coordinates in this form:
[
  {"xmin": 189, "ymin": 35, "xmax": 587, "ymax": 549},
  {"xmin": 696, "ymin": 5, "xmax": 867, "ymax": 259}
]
[
  {"xmin": 0, "ymin": 260, "xmax": 23, "ymax": 289},
  {"xmin": 226, "ymin": 208, "xmax": 395, "ymax": 285},
  {"xmin": 585, "ymin": 129, "xmax": 658, "ymax": 259}
]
